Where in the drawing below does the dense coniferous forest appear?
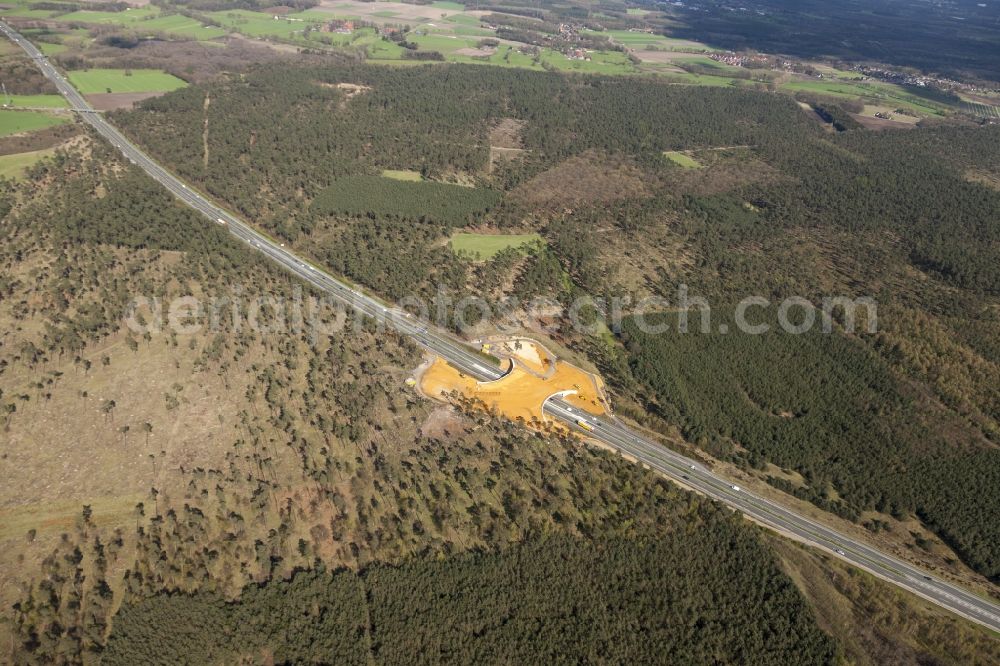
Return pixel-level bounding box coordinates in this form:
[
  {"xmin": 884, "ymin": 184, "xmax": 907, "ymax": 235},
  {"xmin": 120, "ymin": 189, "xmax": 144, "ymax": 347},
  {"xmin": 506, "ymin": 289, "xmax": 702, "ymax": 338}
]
[
  {"xmin": 311, "ymin": 175, "xmax": 501, "ymax": 228},
  {"xmin": 103, "ymin": 532, "xmax": 837, "ymax": 665},
  {"xmin": 102, "ymin": 569, "xmax": 368, "ymax": 665},
  {"xmin": 313, "ymin": 215, "xmax": 467, "ymax": 301},
  {"xmin": 616, "ymin": 312, "xmax": 1000, "ymax": 581}
]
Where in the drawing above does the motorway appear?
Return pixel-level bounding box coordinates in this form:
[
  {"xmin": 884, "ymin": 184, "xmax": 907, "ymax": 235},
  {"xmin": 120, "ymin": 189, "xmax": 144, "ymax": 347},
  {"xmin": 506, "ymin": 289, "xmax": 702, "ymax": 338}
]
[{"xmin": 4, "ymin": 20, "xmax": 999, "ymax": 633}]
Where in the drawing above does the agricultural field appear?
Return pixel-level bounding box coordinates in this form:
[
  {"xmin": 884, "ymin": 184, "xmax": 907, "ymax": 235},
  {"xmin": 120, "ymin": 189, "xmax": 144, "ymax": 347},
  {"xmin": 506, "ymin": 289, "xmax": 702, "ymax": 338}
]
[
  {"xmin": 361, "ymin": 36, "xmax": 407, "ymax": 59},
  {"xmin": 670, "ymin": 54, "xmax": 738, "ymax": 70},
  {"xmin": 67, "ymin": 69, "xmax": 188, "ymax": 94},
  {"xmin": 860, "ymin": 105, "xmax": 920, "ymax": 125},
  {"xmin": 408, "ymin": 33, "xmax": 471, "ymax": 55},
  {"xmin": 442, "ymin": 13, "xmax": 481, "ymax": 28},
  {"xmin": 5, "ymin": 94, "xmax": 69, "ymax": 108},
  {"xmin": 586, "ymin": 28, "xmax": 717, "ymax": 52},
  {"xmin": 174, "ymin": 2, "xmax": 686, "ymax": 77},
  {"xmin": 36, "ymin": 41, "xmax": 67, "ymax": 55},
  {"xmin": 203, "ymin": 9, "xmax": 384, "ymax": 49},
  {"xmin": 400, "ymin": 40, "xmax": 642, "ymax": 77},
  {"xmin": 0, "ymin": 110, "xmax": 66, "ymax": 138},
  {"xmin": 135, "ymin": 15, "xmax": 227, "ymax": 40},
  {"xmin": 781, "ymin": 78, "xmax": 949, "ymax": 116},
  {"xmin": 651, "ymin": 69, "xmax": 745, "ymax": 87},
  {"xmin": 206, "ymin": 10, "xmax": 318, "ymax": 41},
  {"xmin": 450, "ymin": 232, "xmax": 543, "ymax": 260},
  {"xmin": 539, "ymin": 49, "xmax": 639, "ymax": 75},
  {"xmin": 0, "ymin": 5, "xmax": 58, "ymax": 19},
  {"xmin": 55, "ymin": 6, "xmax": 160, "ymax": 25},
  {"xmin": 438, "ymin": 44, "xmax": 537, "ymax": 69},
  {"xmin": 809, "ymin": 63, "xmax": 861, "ymax": 79},
  {"xmin": 2, "ymin": 1, "xmax": 761, "ymax": 84},
  {"xmin": 34, "ymin": 5, "xmax": 226, "ymax": 41},
  {"xmin": 0, "ymin": 145, "xmax": 56, "ymax": 178},
  {"xmin": 306, "ymin": 0, "xmax": 468, "ymax": 22},
  {"xmin": 960, "ymin": 100, "xmax": 1000, "ymax": 120}
]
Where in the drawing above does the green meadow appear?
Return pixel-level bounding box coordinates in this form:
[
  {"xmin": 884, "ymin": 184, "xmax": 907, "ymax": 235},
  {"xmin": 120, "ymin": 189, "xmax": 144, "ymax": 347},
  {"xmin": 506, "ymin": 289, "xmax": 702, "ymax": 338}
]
[
  {"xmin": 781, "ymin": 79, "xmax": 949, "ymax": 116},
  {"xmin": 56, "ymin": 7, "xmax": 160, "ymax": 25},
  {"xmin": 67, "ymin": 69, "xmax": 188, "ymax": 94},
  {"xmin": 381, "ymin": 169, "xmax": 423, "ymax": 181},
  {"xmin": 0, "ymin": 110, "xmax": 66, "ymax": 138},
  {"xmin": 5, "ymin": 94, "xmax": 69, "ymax": 108},
  {"xmin": 663, "ymin": 151, "xmax": 702, "ymax": 168},
  {"xmin": 0, "ymin": 146, "xmax": 58, "ymax": 179},
  {"xmin": 450, "ymin": 232, "xmax": 543, "ymax": 260}
]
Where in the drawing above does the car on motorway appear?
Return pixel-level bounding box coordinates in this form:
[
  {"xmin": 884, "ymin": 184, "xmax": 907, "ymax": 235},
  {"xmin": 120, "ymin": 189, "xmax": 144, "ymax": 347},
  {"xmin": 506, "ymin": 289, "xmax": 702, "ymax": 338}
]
[
  {"xmin": 731, "ymin": 485, "xmax": 741, "ymax": 492},
  {"xmin": 835, "ymin": 549, "xmax": 846, "ymax": 556}
]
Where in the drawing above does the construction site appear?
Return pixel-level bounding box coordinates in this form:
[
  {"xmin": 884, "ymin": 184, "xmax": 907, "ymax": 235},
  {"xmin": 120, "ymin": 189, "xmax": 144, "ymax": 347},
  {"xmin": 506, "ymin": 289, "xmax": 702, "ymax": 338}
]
[{"xmin": 417, "ymin": 337, "xmax": 609, "ymax": 428}]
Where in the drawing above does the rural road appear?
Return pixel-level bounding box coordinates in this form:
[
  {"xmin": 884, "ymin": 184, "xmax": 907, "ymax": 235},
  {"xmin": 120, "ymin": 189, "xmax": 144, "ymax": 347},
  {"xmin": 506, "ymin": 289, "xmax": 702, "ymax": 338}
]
[{"xmin": 4, "ymin": 20, "xmax": 999, "ymax": 634}]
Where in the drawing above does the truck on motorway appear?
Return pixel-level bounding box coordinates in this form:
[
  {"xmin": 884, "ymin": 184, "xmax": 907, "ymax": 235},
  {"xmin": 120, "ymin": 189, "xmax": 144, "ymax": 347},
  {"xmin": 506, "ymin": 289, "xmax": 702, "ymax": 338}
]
[
  {"xmin": 576, "ymin": 419, "xmax": 594, "ymax": 432},
  {"xmin": 217, "ymin": 218, "xmax": 227, "ymax": 226}
]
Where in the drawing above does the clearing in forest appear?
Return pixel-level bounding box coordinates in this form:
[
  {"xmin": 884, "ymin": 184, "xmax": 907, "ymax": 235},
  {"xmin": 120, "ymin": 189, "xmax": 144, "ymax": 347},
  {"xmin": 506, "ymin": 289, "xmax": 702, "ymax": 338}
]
[
  {"xmin": 449, "ymin": 232, "xmax": 542, "ymax": 260},
  {"xmin": 381, "ymin": 169, "xmax": 423, "ymax": 181},
  {"xmin": 663, "ymin": 151, "xmax": 703, "ymax": 168}
]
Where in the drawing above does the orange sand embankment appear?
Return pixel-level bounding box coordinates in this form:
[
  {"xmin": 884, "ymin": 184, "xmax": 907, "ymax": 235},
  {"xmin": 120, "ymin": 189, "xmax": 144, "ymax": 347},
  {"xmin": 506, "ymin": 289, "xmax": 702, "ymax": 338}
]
[{"xmin": 420, "ymin": 352, "xmax": 607, "ymax": 425}]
